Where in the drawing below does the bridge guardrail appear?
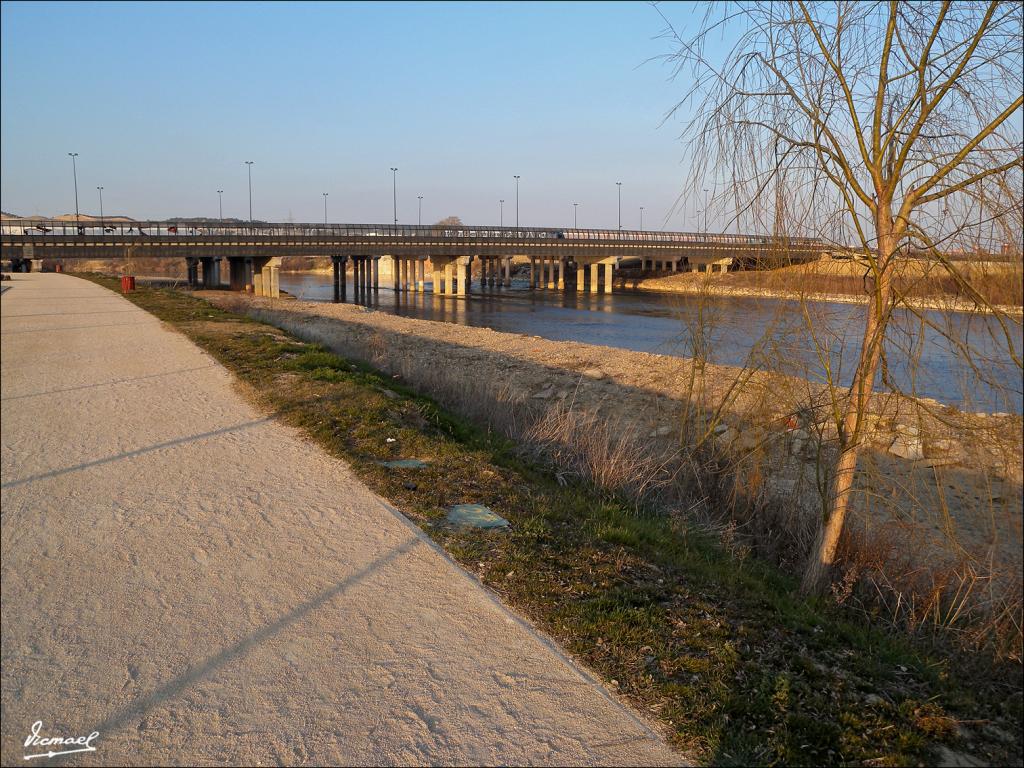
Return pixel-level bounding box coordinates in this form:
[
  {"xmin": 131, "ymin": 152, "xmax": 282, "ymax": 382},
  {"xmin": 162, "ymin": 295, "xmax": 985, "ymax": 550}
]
[{"xmin": 0, "ymin": 218, "xmax": 826, "ymax": 249}]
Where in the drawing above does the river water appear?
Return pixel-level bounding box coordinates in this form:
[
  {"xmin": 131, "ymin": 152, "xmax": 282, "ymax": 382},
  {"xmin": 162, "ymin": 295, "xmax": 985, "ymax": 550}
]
[{"xmin": 279, "ymin": 272, "xmax": 1023, "ymax": 414}]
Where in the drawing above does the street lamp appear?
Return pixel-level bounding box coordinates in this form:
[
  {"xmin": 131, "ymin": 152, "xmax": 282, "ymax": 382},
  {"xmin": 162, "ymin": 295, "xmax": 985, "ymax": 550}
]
[
  {"xmin": 418, "ymin": 195, "xmax": 423, "ymax": 226},
  {"xmin": 67, "ymin": 153, "xmax": 80, "ymax": 230},
  {"xmin": 616, "ymin": 182, "xmax": 622, "ymax": 231},
  {"xmin": 640, "ymin": 206, "xmax": 644, "ymax": 232},
  {"xmin": 514, "ymin": 175, "xmax": 520, "ymax": 227},
  {"xmin": 390, "ymin": 167, "xmax": 398, "ymax": 225},
  {"xmin": 96, "ymin": 186, "xmax": 104, "ymax": 230},
  {"xmin": 702, "ymin": 188, "xmax": 709, "ymax": 234},
  {"xmin": 573, "ymin": 202, "xmax": 578, "ymax": 228},
  {"xmin": 217, "ymin": 190, "xmax": 223, "ymax": 220},
  {"xmin": 245, "ymin": 161, "xmax": 254, "ymax": 223},
  {"xmin": 499, "ymin": 199, "xmax": 504, "ymax": 227},
  {"xmin": 323, "ymin": 192, "xmax": 329, "ymax": 225}
]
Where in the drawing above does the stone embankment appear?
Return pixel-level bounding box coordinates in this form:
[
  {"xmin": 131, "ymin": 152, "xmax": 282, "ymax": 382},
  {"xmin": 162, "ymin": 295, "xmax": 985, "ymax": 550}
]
[{"xmin": 204, "ymin": 291, "xmax": 1023, "ymax": 581}]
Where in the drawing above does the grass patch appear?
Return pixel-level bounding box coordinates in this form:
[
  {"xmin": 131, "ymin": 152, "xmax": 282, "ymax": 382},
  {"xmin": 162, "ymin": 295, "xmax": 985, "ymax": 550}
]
[{"xmin": 84, "ymin": 275, "xmax": 1023, "ymax": 766}]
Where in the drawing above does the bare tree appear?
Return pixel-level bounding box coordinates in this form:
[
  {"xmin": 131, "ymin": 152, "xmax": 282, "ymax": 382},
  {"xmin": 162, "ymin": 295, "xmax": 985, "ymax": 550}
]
[
  {"xmin": 434, "ymin": 216, "xmax": 464, "ymax": 226},
  {"xmin": 660, "ymin": 1, "xmax": 1023, "ymax": 593}
]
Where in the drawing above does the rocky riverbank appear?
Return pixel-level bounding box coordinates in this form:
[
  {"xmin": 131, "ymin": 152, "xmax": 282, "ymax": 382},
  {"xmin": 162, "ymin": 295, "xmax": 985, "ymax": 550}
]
[{"xmin": 202, "ymin": 290, "xmax": 1022, "ymax": 598}]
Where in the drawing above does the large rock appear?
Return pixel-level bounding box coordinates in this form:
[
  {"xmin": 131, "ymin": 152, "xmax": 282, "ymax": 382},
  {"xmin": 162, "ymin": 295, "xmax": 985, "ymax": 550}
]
[
  {"xmin": 922, "ymin": 438, "xmax": 966, "ymax": 467},
  {"xmin": 889, "ymin": 433, "xmax": 924, "ymax": 460}
]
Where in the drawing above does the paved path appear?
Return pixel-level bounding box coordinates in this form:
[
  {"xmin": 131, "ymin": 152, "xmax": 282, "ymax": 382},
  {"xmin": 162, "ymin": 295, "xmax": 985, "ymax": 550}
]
[{"xmin": 0, "ymin": 274, "xmax": 683, "ymax": 766}]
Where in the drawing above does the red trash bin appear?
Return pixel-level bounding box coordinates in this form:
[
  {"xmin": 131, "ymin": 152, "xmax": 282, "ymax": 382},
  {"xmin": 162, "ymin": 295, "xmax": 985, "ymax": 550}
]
[
  {"xmin": 54, "ymin": 263, "xmax": 63, "ymax": 273},
  {"xmin": 121, "ymin": 275, "xmax": 136, "ymax": 293}
]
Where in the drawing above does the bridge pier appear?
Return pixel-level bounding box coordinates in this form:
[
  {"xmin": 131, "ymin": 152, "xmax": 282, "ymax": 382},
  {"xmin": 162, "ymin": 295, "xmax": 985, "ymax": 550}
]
[
  {"xmin": 456, "ymin": 257, "xmax": 469, "ymax": 296},
  {"xmin": 200, "ymin": 257, "xmax": 222, "ymax": 289},
  {"xmin": 331, "ymin": 256, "xmax": 348, "ymax": 302},
  {"xmin": 443, "ymin": 261, "xmax": 454, "ymax": 294}
]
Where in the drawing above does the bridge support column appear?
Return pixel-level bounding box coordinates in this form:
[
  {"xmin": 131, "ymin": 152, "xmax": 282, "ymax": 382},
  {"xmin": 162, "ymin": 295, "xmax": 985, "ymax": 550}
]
[
  {"xmin": 417, "ymin": 259, "xmax": 425, "ymax": 292},
  {"xmin": 331, "ymin": 256, "xmax": 345, "ymax": 302},
  {"xmin": 200, "ymin": 257, "xmax": 222, "ymax": 289},
  {"xmin": 432, "ymin": 262, "xmax": 443, "ymax": 294},
  {"xmin": 372, "ymin": 257, "xmax": 379, "ymax": 291},
  {"xmin": 577, "ymin": 264, "xmax": 586, "ymax": 292},
  {"xmin": 443, "ymin": 261, "xmax": 454, "ymax": 295},
  {"xmin": 504, "ymin": 258, "xmax": 512, "ymax": 287},
  {"xmin": 529, "ymin": 257, "xmax": 535, "ymax": 289},
  {"xmin": 186, "ymin": 257, "xmax": 199, "ymax": 288},
  {"xmin": 590, "ymin": 264, "xmax": 599, "ymax": 294},
  {"xmin": 558, "ymin": 258, "xmax": 566, "ymax": 290},
  {"xmin": 456, "ymin": 258, "xmax": 468, "ymax": 296},
  {"xmin": 604, "ymin": 261, "xmax": 613, "ymax": 294}
]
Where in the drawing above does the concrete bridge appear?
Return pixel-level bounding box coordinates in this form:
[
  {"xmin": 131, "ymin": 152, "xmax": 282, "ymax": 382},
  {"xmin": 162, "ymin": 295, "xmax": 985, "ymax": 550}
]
[{"xmin": 1, "ymin": 219, "xmax": 826, "ymax": 300}]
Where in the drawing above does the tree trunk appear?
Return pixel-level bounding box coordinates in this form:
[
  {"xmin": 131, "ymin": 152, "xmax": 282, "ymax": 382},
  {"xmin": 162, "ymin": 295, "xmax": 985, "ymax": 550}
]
[{"xmin": 801, "ymin": 216, "xmax": 896, "ymax": 595}]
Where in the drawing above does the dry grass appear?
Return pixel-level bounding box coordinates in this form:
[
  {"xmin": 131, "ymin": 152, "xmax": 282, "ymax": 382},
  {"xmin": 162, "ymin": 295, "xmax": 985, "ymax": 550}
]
[
  {"xmin": 712, "ymin": 258, "xmax": 1024, "ymax": 307},
  {"xmin": 223, "ymin": 293, "xmax": 1024, "ymax": 660}
]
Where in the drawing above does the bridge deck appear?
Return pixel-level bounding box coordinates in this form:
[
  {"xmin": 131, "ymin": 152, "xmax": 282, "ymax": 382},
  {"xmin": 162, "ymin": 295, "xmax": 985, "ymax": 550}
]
[{"xmin": 2, "ymin": 220, "xmax": 826, "ymax": 261}]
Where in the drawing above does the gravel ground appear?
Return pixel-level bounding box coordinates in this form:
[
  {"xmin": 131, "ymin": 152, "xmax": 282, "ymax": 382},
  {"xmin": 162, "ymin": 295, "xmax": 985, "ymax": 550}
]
[{"xmin": 0, "ymin": 273, "xmax": 684, "ymax": 766}]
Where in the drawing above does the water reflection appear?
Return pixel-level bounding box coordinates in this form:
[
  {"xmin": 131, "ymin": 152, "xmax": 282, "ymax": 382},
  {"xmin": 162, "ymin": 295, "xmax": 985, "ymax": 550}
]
[{"xmin": 280, "ymin": 272, "xmax": 1022, "ymax": 413}]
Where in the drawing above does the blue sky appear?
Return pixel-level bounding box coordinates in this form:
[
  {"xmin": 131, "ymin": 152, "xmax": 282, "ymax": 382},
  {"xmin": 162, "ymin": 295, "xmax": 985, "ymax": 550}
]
[{"xmin": 1, "ymin": 1, "xmax": 709, "ymax": 229}]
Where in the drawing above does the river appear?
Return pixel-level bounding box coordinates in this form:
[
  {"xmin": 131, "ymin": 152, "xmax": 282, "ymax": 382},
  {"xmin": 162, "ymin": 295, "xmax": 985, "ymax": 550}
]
[{"xmin": 279, "ymin": 272, "xmax": 1023, "ymax": 414}]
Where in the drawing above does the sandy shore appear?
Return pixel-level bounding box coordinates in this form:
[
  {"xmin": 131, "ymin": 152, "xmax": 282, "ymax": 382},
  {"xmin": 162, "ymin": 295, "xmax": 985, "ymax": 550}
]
[{"xmin": 0, "ymin": 274, "xmax": 684, "ymax": 766}]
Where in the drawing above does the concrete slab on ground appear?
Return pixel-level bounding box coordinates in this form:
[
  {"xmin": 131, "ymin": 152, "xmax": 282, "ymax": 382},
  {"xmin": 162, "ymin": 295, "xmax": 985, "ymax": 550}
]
[{"xmin": 0, "ymin": 274, "xmax": 685, "ymax": 766}]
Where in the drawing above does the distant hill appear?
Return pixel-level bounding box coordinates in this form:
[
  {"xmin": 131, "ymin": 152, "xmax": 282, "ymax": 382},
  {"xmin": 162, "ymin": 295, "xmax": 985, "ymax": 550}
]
[
  {"xmin": 2, "ymin": 212, "xmax": 136, "ymax": 222},
  {"xmin": 52, "ymin": 213, "xmax": 135, "ymax": 222},
  {"xmin": 165, "ymin": 216, "xmax": 260, "ymax": 224}
]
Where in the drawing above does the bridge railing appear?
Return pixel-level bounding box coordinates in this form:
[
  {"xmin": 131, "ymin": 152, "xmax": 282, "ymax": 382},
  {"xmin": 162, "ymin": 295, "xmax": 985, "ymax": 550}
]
[{"xmin": 0, "ymin": 218, "xmax": 825, "ymax": 248}]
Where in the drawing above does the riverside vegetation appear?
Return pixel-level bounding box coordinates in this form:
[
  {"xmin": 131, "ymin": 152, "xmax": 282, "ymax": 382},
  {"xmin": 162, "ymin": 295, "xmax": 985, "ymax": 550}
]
[{"xmin": 82, "ymin": 275, "xmax": 1022, "ymax": 766}]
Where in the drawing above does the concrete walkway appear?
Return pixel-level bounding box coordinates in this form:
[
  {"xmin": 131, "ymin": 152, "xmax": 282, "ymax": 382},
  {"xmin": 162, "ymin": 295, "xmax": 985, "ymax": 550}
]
[{"xmin": 0, "ymin": 274, "xmax": 683, "ymax": 766}]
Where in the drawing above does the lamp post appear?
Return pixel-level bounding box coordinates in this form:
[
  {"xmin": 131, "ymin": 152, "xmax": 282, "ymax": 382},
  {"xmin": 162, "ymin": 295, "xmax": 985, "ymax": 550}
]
[
  {"xmin": 616, "ymin": 182, "xmax": 622, "ymax": 231},
  {"xmin": 96, "ymin": 186, "xmax": 104, "ymax": 230},
  {"xmin": 245, "ymin": 161, "xmax": 254, "ymax": 224},
  {"xmin": 639, "ymin": 206, "xmax": 644, "ymax": 232},
  {"xmin": 390, "ymin": 167, "xmax": 398, "ymax": 225},
  {"xmin": 513, "ymin": 175, "xmax": 520, "ymax": 227},
  {"xmin": 702, "ymin": 188, "xmax": 709, "ymax": 234},
  {"xmin": 322, "ymin": 192, "xmax": 329, "ymax": 225},
  {"xmin": 573, "ymin": 202, "xmax": 578, "ymax": 228},
  {"xmin": 217, "ymin": 190, "xmax": 223, "ymax": 220},
  {"xmin": 418, "ymin": 195, "xmax": 423, "ymax": 226},
  {"xmin": 67, "ymin": 153, "xmax": 80, "ymax": 229},
  {"xmin": 499, "ymin": 199, "xmax": 505, "ymax": 226}
]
